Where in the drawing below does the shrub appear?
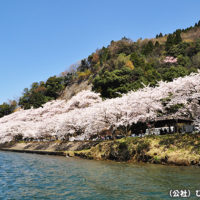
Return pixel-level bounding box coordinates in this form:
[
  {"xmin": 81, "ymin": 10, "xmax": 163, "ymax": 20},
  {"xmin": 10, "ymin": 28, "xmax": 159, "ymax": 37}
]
[
  {"xmin": 14, "ymin": 134, "xmax": 23, "ymax": 141},
  {"xmin": 136, "ymin": 141, "xmax": 150, "ymax": 154},
  {"xmin": 118, "ymin": 142, "xmax": 128, "ymax": 150}
]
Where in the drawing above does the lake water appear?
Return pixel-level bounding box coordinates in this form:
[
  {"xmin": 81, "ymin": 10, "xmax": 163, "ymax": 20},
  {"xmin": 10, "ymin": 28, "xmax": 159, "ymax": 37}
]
[{"xmin": 0, "ymin": 151, "xmax": 200, "ymax": 200}]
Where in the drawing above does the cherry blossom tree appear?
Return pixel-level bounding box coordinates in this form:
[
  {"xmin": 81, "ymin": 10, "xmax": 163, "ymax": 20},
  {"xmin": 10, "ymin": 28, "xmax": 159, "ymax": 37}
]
[
  {"xmin": 163, "ymin": 56, "xmax": 177, "ymax": 63},
  {"xmin": 0, "ymin": 72, "xmax": 200, "ymax": 143}
]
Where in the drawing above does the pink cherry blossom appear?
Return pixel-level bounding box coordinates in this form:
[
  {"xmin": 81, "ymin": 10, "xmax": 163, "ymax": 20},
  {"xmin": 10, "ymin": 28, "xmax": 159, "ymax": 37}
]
[
  {"xmin": 163, "ymin": 56, "xmax": 177, "ymax": 63},
  {"xmin": 0, "ymin": 72, "xmax": 200, "ymax": 143}
]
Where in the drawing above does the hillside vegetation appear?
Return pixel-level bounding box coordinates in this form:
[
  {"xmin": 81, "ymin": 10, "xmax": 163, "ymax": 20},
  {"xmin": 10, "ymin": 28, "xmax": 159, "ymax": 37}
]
[
  {"xmin": 0, "ymin": 71, "xmax": 200, "ymax": 144},
  {"xmin": 1, "ymin": 132, "xmax": 200, "ymax": 166},
  {"xmin": 0, "ymin": 20, "xmax": 200, "ymax": 117},
  {"xmin": 73, "ymin": 133, "xmax": 200, "ymax": 166}
]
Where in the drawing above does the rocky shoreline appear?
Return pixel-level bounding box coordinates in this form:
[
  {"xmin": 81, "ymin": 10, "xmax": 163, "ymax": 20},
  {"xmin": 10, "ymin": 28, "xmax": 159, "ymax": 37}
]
[{"xmin": 1, "ymin": 133, "xmax": 200, "ymax": 166}]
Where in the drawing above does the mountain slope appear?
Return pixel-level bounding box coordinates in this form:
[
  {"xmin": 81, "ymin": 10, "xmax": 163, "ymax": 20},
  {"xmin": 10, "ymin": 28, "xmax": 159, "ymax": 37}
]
[
  {"xmin": 1, "ymin": 21, "xmax": 200, "ymax": 118},
  {"xmin": 0, "ymin": 72, "xmax": 199, "ymax": 144}
]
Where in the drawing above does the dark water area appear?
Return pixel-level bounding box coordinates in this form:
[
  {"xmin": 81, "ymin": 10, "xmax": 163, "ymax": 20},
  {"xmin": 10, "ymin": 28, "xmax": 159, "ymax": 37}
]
[{"xmin": 0, "ymin": 151, "xmax": 200, "ymax": 200}]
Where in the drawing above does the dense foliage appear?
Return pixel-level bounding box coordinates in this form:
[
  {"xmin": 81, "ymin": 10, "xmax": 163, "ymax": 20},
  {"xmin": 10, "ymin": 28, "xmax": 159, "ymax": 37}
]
[
  {"xmin": 0, "ymin": 20, "xmax": 200, "ymax": 118},
  {"xmin": 0, "ymin": 72, "xmax": 200, "ymax": 143},
  {"xmin": 90, "ymin": 30, "xmax": 199, "ymax": 98},
  {"xmin": 0, "ymin": 101, "xmax": 17, "ymax": 118},
  {"xmin": 18, "ymin": 74, "xmax": 73, "ymax": 109}
]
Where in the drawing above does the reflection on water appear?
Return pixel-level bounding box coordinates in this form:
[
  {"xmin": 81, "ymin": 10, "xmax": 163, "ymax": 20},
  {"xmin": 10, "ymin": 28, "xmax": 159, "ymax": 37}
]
[{"xmin": 0, "ymin": 151, "xmax": 200, "ymax": 199}]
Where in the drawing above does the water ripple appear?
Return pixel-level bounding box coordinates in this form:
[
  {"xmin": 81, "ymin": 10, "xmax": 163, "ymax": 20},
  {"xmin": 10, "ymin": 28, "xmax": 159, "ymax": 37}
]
[{"xmin": 0, "ymin": 151, "xmax": 200, "ymax": 199}]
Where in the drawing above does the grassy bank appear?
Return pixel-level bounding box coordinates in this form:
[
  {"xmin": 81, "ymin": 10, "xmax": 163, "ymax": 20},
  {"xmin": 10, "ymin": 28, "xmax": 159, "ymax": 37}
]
[
  {"xmin": 1, "ymin": 133, "xmax": 200, "ymax": 166},
  {"xmin": 72, "ymin": 133, "xmax": 200, "ymax": 166}
]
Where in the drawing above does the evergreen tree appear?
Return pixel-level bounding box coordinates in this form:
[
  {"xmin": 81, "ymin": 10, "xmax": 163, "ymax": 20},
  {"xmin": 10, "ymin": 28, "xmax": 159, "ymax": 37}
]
[
  {"xmin": 165, "ymin": 34, "xmax": 175, "ymax": 51},
  {"xmin": 155, "ymin": 41, "xmax": 160, "ymax": 47},
  {"xmin": 174, "ymin": 30, "xmax": 182, "ymax": 44},
  {"xmin": 45, "ymin": 76, "xmax": 64, "ymax": 99},
  {"xmin": 78, "ymin": 59, "xmax": 90, "ymax": 72},
  {"xmin": 156, "ymin": 33, "xmax": 163, "ymax": 38},
  {"xmin": 0, "ymin": 101, "xmax": 17, "ymax": 118},
  {"xmin": 130, "ymin": 52, "xmax": 145, "ymax": 68},
  {"xmin": 92, "ymin": 67, "xmax": 135, "ymax": 98},
  {"xmin": 142, "ymin": 41, "xmax": 154, "ymax": 55}
]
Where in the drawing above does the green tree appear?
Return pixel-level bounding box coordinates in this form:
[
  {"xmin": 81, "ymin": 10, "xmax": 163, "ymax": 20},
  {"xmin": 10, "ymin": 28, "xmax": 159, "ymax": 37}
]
[
  {"xmin": 166, "ymin": 31, "xmax": 182, "ymax": 53},
  {"xmin": 192, "ymin": 52, "xmax": 200, "ymax": 68},
  {"xmin": 167, "ymin": 42, "xmax": 189, "ymax": 57},
  {"xmin": 142, "ymin": 41, "xmax": 154, "ymax": 55},
  {"xmin": 99, "ymin": 47, "xmax": 110, "ymax": 65},
  {"xmin": 92, "ymin": 67, "xmax": 134, "ymax": 98},
  {"xmin": 0, "ymin": 101, "xmax": 17, "ymax": 118},
  {"xmin": 19, "ymin": 88, "xmax": 31, "ymax": 109},
  {"xmin": 19, "ymin": 76, "xmax": 65, "ymax": 109},
  {"xmin": 78, "ymin": 59, "xmax": 90, "ymax": 72},
  {"xmin": 155, "ymin": 41, "xmax": 160, "ymax": 47},
  {"xmin": 130, "ymin": 52, "xmax": 145, "ymax": 68},
  {"xmin": 162, "ymin": 66, "xmax": 188, "ymax": 81},
  {"xmin": 45, "ymin": 76, "xmax": 64, "ymax": 99},
  {"xmin": 29, "ymin": 92, "xmax": 49, "ymax": 108},
  {"xmin": 165, "ymin": 34, "xmax": 175, "ymax": 51},
  {"xmin": 177, "ymin": 55, "xmax": 191, "ymax": 67},
  {"xmin": 174, "ymin": 30, "xmax": 182, "ymax": 44},
  {"xmin": 0, "ymin": 103, "xmax": 12, "ymax": 117},
  {"xmin": 156, "ymin": 33, "xmax": 163, "ymax": 38},
  {"xmin": 63, "ymin": 73, "xmax": 73, "ymax": 86}
]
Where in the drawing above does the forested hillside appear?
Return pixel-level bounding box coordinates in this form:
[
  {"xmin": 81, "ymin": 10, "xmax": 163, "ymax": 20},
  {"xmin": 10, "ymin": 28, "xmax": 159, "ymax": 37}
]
[
  {"xmin": 1, "ymin": 20, "xmax": 200, "ymax": 118},
  {"xmin": 0, "ymin": 72, "xmax": 200, "ymax": 144}
]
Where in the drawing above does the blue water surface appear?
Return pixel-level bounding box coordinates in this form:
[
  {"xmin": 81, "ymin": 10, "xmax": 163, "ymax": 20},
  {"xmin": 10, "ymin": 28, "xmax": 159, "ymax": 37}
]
[{"xmin": 0, "ymin": 151, "xmax": 200, "ymax": 200}]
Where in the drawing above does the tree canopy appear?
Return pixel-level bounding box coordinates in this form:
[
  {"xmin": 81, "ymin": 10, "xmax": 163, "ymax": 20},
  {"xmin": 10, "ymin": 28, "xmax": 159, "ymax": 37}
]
[{"xmin": 1, "ymin": 20, "xmax": 200, "ymax": 117}]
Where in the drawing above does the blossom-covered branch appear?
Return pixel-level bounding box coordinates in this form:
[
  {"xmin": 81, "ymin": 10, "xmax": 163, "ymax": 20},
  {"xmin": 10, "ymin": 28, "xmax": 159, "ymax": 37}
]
[{"xmin": 0, "ymin": 72, "xmax": 200, "ymax": 143}]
